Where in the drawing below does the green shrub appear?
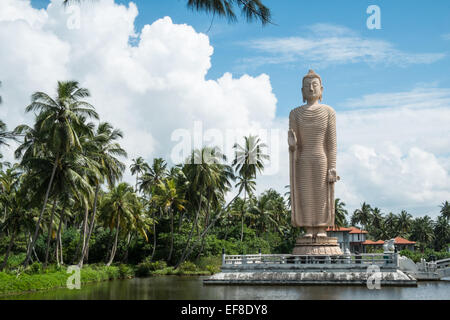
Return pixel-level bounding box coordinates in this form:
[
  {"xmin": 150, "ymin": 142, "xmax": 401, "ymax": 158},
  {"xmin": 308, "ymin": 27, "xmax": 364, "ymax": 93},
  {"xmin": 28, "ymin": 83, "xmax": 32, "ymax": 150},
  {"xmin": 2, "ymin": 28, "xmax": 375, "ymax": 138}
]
[
  {"xmin": 25, "ymin": 262, "xmax": 42, "ymax": 275},
  {"xmin": 118, "ymin": 264, "xmax": 134, "ymax": 278},
  {"xmin": 178, "ymin": 261, "xmax": 197, "ymax": 272},
  {"xmin": 135, "ymin": 260, "xmax": 167, "ymax": 277},
  {"xmin": 205, "ymin": 264, "xmax": 220, "ymax": 274}
]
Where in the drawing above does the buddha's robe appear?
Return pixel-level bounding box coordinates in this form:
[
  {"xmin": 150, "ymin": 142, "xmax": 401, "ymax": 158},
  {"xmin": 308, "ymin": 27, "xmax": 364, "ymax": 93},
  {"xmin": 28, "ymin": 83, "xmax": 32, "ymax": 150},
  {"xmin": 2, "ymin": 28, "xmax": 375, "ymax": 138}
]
[{"xmin": 289, "ymin": 104, "xmax": 336, "ymax": 227}]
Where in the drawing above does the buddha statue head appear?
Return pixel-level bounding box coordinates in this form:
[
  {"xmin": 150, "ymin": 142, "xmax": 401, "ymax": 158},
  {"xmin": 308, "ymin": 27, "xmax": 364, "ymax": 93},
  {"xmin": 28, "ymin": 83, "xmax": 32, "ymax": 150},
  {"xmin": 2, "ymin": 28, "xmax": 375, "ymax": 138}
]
[{"xmin": 302, "ymin": 69, "xmax": 323, "ymax": 103}]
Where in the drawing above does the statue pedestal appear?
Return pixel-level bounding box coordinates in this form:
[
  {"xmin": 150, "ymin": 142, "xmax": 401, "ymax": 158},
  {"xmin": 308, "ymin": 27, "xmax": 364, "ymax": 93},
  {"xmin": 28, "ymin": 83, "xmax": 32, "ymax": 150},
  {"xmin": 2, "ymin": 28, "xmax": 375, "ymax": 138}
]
[{"xmin": 292, "ymin": 236, "xmax": 343, "ymax": 255}]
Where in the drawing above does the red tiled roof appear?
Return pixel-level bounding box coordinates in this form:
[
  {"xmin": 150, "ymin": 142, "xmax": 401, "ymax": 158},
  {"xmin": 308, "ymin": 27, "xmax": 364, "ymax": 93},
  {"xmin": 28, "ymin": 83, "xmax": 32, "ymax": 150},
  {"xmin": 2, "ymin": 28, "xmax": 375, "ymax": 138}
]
[
  {"xmin": 326, "ymin": 226, "xmax": 353, "ymax": 232},
  {"xmin": 394, "ymin": 236, "xmax": 416, "ymax": 244},
  {"xmin": 326, "ymin": 226, "xmax": 368, "ymax": 234},
  {"xmin": 362, "ymin": 240, "xmax": 384, "ymax": 245},
  {"xmin": 362, "ymin": 237, "xmax": 416, "ymax": 245},
  {"xmin": 348, "ymin": 227, "xmax": 368, "ymax": 234}
]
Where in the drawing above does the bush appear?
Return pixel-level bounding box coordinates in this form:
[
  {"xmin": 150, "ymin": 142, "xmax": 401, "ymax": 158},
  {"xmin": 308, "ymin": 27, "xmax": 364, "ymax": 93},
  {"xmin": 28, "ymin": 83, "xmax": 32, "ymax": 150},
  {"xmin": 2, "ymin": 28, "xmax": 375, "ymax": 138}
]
[
  {"xmin": 25, "ymin": 262, "xmax": 42, "ymax": 275},
  {"xmin": 135, "ymin": 259, "xmax": 167, "ymax": 277},
  {"xmin": 178, "ymin": 261, "xmax": 197, "ymax": 272},
  {"xmin": 118, "ymin": 264, "xmax": 134, "ymax": 278}
]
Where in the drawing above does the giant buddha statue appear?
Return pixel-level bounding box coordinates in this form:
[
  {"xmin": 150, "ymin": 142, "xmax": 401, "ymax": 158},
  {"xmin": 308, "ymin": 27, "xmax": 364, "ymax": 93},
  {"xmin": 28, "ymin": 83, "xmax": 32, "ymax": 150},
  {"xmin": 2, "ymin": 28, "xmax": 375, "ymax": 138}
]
[{"xmin": 288, "ymin": 70, "xmax": 342, "ymax": 255}]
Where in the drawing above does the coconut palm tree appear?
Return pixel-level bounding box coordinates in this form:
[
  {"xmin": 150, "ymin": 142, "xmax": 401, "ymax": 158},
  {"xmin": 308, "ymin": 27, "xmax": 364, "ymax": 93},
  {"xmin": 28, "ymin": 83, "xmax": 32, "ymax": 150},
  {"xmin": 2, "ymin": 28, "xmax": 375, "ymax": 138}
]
[
  {"xmin": 433, "ymin": 216, "xmax": 450, "ymax": 251},
  {"xmin": 152, "ymin": 178, "xmax": 186, "ymax": 262},
  {"xmin": 233, "ymin": 135, "xmax": 269, "ymax": 241},
  {"xmin": 334, "ymin": 198, "xmax": 348, "ymax": 228},
  {"xmin": 100, "ymin": 182, "xmax": 137, "ymax": 266},
  {"xmin": 396, "ymin": 210, "xmax": 413, "ymax": 237},
  {"xmin": 439, "ymin": 201, "xmax": 450, "ymax": 220},
  {"xmin": 175, "ymin": 147, "xmax": 232, "ymax": 268},
  {"xmin": 410, "ymin": 216, "xmax": 434, "ymax": 252},
  {"xmin": 16, "ymin": 80, "xmax": 98, "ymax": 267},
  {"xmin": 351, "ymin": 202, "xmax": 372, "ymax": 230},
  {"xmin": 369, "ymin": 207, "xmax": 384, "ymax": 239},
  {"xmin": 130, "ymin": 157, "xmax": 149, "ymax": 193},
  {"xmin": 139, "ymin": 158, "xmax": 168, "ymax": 195},
  {"xmin": 78, "ymin": 122, "xmax": 127, "ymax": 267}
]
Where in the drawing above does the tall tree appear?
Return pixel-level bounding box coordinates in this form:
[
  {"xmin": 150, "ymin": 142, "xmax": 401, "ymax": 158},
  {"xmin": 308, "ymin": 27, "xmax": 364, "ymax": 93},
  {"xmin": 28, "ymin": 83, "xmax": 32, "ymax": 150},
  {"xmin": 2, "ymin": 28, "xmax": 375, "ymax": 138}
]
[
  {"xmin": 351, "ymin": 202, "xmax": 372, "ymax": 230},
  {"xmin": 78, "ymin": 122, "xmax": 127, "ymax": 267},
  {"xmin": 410, "ymin": 216, "xmax": 434, "ymax": 252},
  {"xmin": 334, "ymin": 198, "xmax": 348, "ymax": 228},
  {"xmin": 433, "ymin": 216, "xmax": 450, "ymax": 251},
  {"xmin": 396, "ymin": 210, "xmax": 413, "ymax": 237},
  {"xmin": 440, "ymin": 201, "xmax": 450, "ymax": 220},
  {"xmin": 130, "ymin": 157, "xmax": 149, "ymax": 193},
  {"xmin": 152, "ymin": 178, "xmax": 186, "ymax": 262},
  {"xmin": 16, "ymin": 81, "xmax": 98, "ymax": 267},
  {"xmin": 100, "ymin": 182, "xmax": 137, "ymax": 266},
  {"xmin": 232, "ymin": 135, "xmax": 269, "ymax": 242}
]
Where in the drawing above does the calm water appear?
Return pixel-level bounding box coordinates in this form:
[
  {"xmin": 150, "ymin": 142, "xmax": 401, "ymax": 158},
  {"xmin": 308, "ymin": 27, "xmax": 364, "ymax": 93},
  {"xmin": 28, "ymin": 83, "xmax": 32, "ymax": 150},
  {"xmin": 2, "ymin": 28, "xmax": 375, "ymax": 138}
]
[{"xmin": 2, "ymin": 276, "xmax": 450, "ymax": 300}]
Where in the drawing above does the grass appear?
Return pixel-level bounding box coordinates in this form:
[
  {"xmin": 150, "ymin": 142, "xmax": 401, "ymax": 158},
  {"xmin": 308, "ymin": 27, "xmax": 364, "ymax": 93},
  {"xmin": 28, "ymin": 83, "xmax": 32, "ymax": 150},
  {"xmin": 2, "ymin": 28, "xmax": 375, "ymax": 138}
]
[
  {"xmin": 0, "ymin": 255, "xmax": 222, "ymax": 296},
  {"xmin": 0, "ymin": 264, "xmax": 132, "ymax": 297}
]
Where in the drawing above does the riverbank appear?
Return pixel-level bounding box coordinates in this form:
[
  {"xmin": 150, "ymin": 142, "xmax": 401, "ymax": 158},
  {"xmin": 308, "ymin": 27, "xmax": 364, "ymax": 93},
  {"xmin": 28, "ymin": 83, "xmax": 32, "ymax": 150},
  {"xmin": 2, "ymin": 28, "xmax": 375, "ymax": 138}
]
[
  {"xmin": 0, "ymin": 264, "xmax": 134, "ymax": 296},
  {"xmin": 0, "ymin": 257, "xmax": 221, "ymax": 297}
]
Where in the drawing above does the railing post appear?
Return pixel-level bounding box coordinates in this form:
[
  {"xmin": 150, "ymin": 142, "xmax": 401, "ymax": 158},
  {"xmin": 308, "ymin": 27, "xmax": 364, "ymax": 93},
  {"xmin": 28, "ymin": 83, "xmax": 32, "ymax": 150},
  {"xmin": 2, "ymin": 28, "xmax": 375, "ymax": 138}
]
[
  {"xmin": 222, "ymin": 248, "xmax": 226, "ymax": 266},
  {"xmin": 242, "ymin": 254, "xmax": 247, "ymax": 265}
]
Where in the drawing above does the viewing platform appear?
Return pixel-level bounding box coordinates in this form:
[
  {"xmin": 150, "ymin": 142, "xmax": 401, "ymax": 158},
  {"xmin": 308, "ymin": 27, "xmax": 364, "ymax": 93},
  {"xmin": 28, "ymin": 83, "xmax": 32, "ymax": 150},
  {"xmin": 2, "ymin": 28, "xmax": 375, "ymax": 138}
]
[{"xmin": 204, "ymin": 253, "xmax": 417, "ymax": 286}]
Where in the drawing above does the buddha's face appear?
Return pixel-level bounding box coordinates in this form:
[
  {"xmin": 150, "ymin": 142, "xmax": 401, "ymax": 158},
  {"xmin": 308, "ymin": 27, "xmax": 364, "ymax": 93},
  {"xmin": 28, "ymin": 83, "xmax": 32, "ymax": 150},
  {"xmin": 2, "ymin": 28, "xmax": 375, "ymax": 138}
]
[{"xmin": 302, "ymin": 77, "xmax": 322, "ymax": 102}]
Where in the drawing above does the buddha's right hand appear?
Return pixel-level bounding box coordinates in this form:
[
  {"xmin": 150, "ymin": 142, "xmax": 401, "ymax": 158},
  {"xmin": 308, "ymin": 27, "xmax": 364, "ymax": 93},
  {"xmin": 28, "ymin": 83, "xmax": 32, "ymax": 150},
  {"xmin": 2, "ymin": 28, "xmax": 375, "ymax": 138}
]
[{"xmin": 288, "ymin": 129, "xmax": 297, "ymax": 151}]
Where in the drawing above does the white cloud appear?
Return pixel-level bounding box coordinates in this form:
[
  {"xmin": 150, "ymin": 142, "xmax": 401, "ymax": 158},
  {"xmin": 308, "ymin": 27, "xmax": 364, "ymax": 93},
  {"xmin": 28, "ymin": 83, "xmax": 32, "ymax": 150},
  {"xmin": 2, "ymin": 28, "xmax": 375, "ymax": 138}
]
[
  {"xmin": 243, "ymin": 23, "xmax": 445, "ymax": 68},
  {"xmin": 0, "ymin": 0, "xmax": 277, "ymax": 184},
  {"xmin": 254, "ymin": 86, "xmax": 450, "ymax": 218},
  {"xmin": 0, "ymin": 1, "xmax": 448, "ymax": 219}
]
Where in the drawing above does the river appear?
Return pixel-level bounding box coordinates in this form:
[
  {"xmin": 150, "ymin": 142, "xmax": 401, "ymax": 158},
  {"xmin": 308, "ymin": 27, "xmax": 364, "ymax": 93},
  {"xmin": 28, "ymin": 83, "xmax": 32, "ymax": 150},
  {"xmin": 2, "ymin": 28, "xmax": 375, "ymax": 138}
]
[{"xmin": 1, "ymin": 276, "xmax": 450, "ymax": 300}]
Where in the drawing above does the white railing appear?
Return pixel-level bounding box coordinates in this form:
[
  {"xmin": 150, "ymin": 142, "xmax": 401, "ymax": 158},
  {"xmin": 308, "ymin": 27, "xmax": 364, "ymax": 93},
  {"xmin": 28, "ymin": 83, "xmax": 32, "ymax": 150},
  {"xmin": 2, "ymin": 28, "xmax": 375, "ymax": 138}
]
[{"xmin": 222, "ymin": 253, "xmax": 397, "ymax": 269}]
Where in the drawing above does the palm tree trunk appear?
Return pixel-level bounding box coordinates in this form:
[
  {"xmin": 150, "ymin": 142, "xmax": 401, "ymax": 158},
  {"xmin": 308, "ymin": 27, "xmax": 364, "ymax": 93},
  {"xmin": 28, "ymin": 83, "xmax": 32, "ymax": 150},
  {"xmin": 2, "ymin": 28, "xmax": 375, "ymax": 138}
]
[
  {"xmin": 150, "ymin": 211, "xmax": 157, "ymax": 262},
  {"xmin": 55, "ymin": 209, "xmax": 64, "ymax": 266},
  {"xmin": 79, "ymin": 184, "xmax": 99, "ymax": 267},
  {"xmin": 44, "ymin": 197, "xmax": 57, "ymax": 268},
  {"xmin": 106, "ymin": 215, "xmax": 120, "ymax": 266},
  {"xmin": 175, "ymin": 197, "xmax": 203, "ymax": 269},
  {"xmin": 77, "ymin": 204, "xmax": 89, "ymax": 262},
  {"xmin": 123, "ymin": 232, "xmax": 133, "ymax": 263},
  {"xmin": 135, "ymin": 173, "xmax": 139, "ymax": 193},
  {"xmin": 181, "ymin": 193, "xmax": 241, "ymax": 264},
  {"xmin": 24, "ymin": 155, "xmax": 59, "ymax": 268},
  {"xmin": 240, "ymin": 193, "xmax": 246, "ymax": 242},
  {"xmin": 0, "ymin": 229, "xmax": 16, "ymax": 271},
  {"xmin": 168, "ymin": 209, "xmax": 174, "ymax": 262}
]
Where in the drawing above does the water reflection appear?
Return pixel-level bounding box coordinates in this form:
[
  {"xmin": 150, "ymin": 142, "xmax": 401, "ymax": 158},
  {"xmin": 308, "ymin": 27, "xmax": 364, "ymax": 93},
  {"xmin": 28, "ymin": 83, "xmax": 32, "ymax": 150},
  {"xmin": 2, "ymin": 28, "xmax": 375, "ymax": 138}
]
[{"xmin": 2, "ymin": 276, "xmax": 449, "ymax": 300}]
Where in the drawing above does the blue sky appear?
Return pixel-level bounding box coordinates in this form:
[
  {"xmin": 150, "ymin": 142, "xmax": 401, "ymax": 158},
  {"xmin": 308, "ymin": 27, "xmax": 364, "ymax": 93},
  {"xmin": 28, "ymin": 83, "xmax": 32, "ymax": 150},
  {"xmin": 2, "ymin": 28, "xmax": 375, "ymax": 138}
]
[
  {"xmin": 2, "ymin": 0, "xmax": 449, "ymax": 216},
  {"xmin": 30, "ymin": 0, "xmax": 450, "ymax": 117}
]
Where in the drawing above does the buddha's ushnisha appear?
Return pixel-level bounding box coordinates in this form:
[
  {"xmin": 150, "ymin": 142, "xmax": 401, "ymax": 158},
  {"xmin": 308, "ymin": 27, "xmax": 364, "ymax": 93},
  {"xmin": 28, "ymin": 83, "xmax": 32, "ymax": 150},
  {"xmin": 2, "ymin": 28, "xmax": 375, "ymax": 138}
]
[{"xmin": 288, "ymin": 70, "xmax": 339, "ymax": 238}]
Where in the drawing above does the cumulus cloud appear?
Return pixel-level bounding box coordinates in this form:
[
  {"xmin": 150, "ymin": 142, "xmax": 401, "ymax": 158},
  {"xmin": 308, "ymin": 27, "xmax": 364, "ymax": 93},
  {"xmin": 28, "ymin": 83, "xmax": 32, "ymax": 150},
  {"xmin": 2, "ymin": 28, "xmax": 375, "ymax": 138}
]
[
  {"xmin": 0, "ymin": 0, "xmax": 277, "ymax": 183},
  {"xmin": 0, "ymin": 1, "xmax": 448, "ymax": 218},
  {"xmin": 242, "ymin": 23, "xmax": 445, "ymax": 68}
]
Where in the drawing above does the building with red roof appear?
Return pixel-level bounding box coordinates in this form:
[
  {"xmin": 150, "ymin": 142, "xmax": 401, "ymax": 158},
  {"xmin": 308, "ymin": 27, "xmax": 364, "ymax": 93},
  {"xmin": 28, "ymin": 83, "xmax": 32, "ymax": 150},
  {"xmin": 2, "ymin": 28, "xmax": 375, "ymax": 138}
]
[
  {"xmin": 326, "ymin": 226, "xmax": 368, "ymax": 253},
  {"xmin": 362, "ymin": 237, "xmax": 416, "ymax": 252}
]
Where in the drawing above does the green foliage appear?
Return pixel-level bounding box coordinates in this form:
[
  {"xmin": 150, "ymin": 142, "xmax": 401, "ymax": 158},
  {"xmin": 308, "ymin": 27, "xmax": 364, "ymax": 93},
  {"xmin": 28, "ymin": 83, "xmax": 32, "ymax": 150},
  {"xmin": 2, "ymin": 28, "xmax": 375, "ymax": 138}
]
[
  {"xmin": 0, "ymin": 265, "xmax": 130, "ymax": 296},
  {"xmin": 118, "ymin": 264, "xmax": 134, "ymax": 278},
  {"xmin": 400, "ymin": 249, "xmax": 450, "ymax": 263},
  {"xmin": 178, "ymin": 261, "xmax": 197, "ymax": 272},
  {"xmin": 0, "ymin": 253, "xmax": 26, "ymax": 270},
  {"xmin": 135, "ymin": 260, "xmax": 167, "ymax": 277},
  {"xmin": 29, "ymin": 262, "xmax": 43, "ymax": 274}
]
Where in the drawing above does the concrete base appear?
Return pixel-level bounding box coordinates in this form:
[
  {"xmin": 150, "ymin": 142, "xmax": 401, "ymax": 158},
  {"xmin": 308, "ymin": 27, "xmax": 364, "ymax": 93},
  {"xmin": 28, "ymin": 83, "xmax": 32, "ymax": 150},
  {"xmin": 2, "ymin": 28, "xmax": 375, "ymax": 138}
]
[
  {"xmin": 292, "ymin": 236, "xmax": 343, "ymax": 255},
  {"xmin": 204, "ymin": 270, "xmax": 417, "ymax": 286}
]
